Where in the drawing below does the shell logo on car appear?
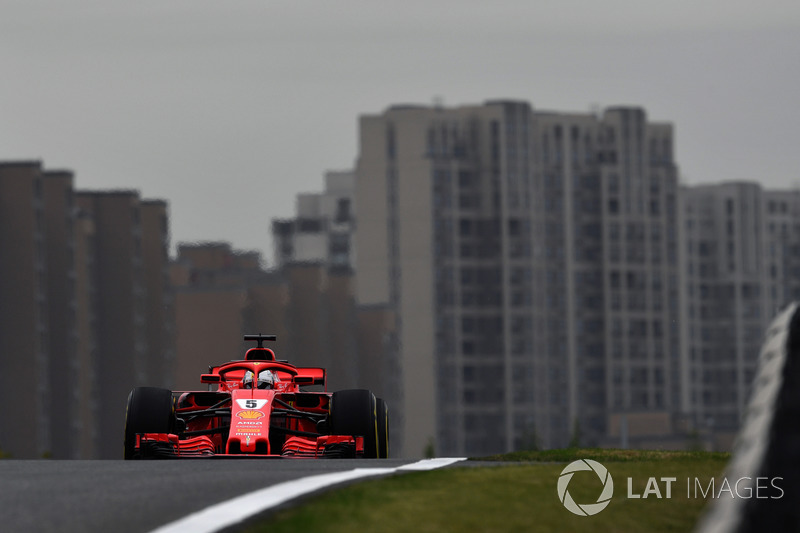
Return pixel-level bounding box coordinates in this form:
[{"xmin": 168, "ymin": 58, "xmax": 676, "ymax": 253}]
[{"xmin": 237, "ymin": 410, "xmax": 265, "ymax": 420}]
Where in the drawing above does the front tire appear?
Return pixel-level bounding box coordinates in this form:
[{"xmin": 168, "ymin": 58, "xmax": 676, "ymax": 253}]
[
  {"xmin": 124, "ymin": 387, "xmax": 175, "ymax": 459},
  {"xmin": 330, "ymin": 389, "xmax": 379, "ymax": 458}
]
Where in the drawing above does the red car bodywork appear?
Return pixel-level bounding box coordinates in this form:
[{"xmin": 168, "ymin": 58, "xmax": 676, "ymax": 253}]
[{"xmin": 125, "ymin": 335, "xmax": 384, "ymax": 459}]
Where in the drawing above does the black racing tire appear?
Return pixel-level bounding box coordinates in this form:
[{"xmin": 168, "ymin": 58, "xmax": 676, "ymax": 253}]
[
  {"xmin": 124, "ymin": 387, "xmax": 175, "ymax": 460},
  {"xmin": 330, "ymin": 389, "xmax": 379, "ymax": 459},
  {"xmin": 376, "ymin": 397, "xmax": 389, "ymax": 459}
]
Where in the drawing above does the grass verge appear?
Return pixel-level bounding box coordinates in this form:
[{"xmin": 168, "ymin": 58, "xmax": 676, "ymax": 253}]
[
  {"xmin": 244, "ymin": 449, "xmax": 730, "ymax": 533},
  {"xmin": 479, "ymin": 447, "xmax": 731, "ymax": 463}
]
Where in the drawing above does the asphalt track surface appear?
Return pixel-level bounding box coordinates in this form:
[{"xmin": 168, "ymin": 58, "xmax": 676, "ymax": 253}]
[{"xmin": 0, "ymin": 458, "xmax": 432, "ymax": 533}]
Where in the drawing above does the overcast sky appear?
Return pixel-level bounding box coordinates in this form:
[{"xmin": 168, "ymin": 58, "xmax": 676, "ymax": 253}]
[{"xmin": 2, "ymin": 1, "xmax": 799, "ymax": 265}]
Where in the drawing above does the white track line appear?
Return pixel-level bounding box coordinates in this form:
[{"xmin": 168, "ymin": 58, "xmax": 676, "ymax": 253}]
[{"xmin": 148, "ymin": 458, "xmax": 467, "ymax": 533}]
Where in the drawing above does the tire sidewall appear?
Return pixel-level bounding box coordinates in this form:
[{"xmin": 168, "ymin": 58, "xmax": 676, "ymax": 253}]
[
  {"xmin": 330, "ymin": 389, "xmax": 379, "ymax": 458},
  {"xmin": 124, "ymin": 387, "xmax": 175, "ymax": 459}
]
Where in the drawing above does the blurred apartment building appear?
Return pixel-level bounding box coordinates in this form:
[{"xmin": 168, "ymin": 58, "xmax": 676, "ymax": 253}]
[
  {"xmin": 682, "ymin": 183, "xmax": 800, "ymax": 449},
  {"xmin": 170, "ymin": 243, "xmax": 286, "ymax": 390},
  {"xmin": 0, "ymin": 161, "xmax": 173, "ymax": 459},
  {"xmin": 170, "ymin": 239, "xmax": 382, "ymax": 396},
  {"xmin": 269, "ymin": 172, "xmax": 397, "ymax": 429},
  {"xmin": 76, "ymin": 191, "xmax": 173, "ymax": 459},
  {"xmin": 272, "ymin": 170, "xmax": 356, "ymax": 269},
  {"xmin": 353, "ymin": 101, "xmax": 682, "ymax": 457},
  {"xmin": 0, "ymin": 162, "xmax": 52, "ymax": 458}
]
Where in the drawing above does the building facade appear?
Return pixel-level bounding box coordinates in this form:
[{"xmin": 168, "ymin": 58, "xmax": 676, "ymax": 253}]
[
  {"xmin": 354, "ymin": 101, "xmax": 682, "ymax": 457},
  {"xmin": 0, "ymin": 162, "xmax": 52, "ymax": 458},
  {"xmin": 42, "ymin": 170, "xmax": 80, "ymax": 458},
  {"xmin": 682, "ymin": 183, "xmax": 800, "ymax": 448},
  {"xmin": 171, "ymin": 243, "xmax": 274, "ymax": 390},
  {"xmin": 171, "ymin": 242, "xmax": 375, "ymax": 396},
  {"xmin": 75, "ymin": 191, "xmax": 173, "ymax": 458},
  {"xmin": 141, "ymin": 200, "xmax": 175, "ymax": 390},
  {"xmin": 0, "ymin": 161, "xmax": 172, "ymax": 459},
  {"xmin": 272, "ymin": 170, "xmax": 355, "ymax": 269}
]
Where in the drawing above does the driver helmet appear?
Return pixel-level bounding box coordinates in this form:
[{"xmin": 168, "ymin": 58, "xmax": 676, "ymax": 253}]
[
  {"xmin": 242, "ymin": 371, "xmax": 256, "ymax": 389},
  {"xmin": 257, "ymin": 370, "xmax": 277, "ymax": 389}
]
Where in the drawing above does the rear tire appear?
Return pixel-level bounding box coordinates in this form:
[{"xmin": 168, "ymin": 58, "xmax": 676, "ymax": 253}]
[
  {"xmin": 124, "ymin": 387, "xmax": 175, "ymax": 460},
  {"xmin": 376, "ymin": 398, "xmax": 389, "ymax": 459},
  {"xmin": 330, "ymin": 389, "xmax": 378, "ymax": 458}
]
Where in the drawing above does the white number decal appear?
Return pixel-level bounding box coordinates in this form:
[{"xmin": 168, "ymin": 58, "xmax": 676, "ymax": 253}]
[{"xmin": 236, "ymin": 399, "xmax": 268, "ymax": 409}]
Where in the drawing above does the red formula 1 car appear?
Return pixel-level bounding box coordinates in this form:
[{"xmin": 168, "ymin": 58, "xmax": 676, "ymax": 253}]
[{"xmin": 124, "ymin": 334, "xmax": 389, "ymax": 459}]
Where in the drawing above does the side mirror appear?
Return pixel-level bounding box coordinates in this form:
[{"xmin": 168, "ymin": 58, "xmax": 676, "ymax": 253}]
[{"xmin": 201, "ymin": 374, "xmax": 221, "ymax": 384}]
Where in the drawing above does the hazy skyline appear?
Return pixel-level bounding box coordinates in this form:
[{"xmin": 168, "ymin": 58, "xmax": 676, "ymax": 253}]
[{"xmin": 2, "ymin": 1, "xmax": 799, "ymax": 264}]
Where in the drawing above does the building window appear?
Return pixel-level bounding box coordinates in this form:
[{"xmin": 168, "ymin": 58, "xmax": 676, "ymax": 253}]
[{"xmin": 335, "ymin": 199, "xmax": 351, "ymax": 223}]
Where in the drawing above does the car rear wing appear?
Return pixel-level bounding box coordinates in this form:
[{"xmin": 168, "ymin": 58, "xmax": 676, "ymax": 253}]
[{"xmin": 244, "ymin": 334, "xmax": 277, "ymax": 345}]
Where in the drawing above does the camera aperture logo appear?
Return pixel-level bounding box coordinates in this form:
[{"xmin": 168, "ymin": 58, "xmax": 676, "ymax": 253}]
[{"xmin": 557, "ymin": 459, "xmax": 614, "ymax": 516}]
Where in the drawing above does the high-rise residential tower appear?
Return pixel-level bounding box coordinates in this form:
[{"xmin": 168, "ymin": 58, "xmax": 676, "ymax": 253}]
[
  {"xmin": 272, "ymin": 170, "xmax": 355, "ymax": 269},
  {"xmin": 0, "ymin": 162, "xmax": 52, "ymax": 458},
  {"xmin": 682, "ymin": 183, "xmax": 800, "ymax": 448},
  {"xmin": 42, "ymin": 170, "xmax": 79, "ymax": 458},
  {"xmin": 269, "ymin": 170, "xmax": 392, "ymax": 401},
  {"xmin": 76, "ymin": 191, "xmax": 173, "ymax": 458},
  {"xmin": 354, "ymin": 101, "xmax": 681, "ymax": 457}
]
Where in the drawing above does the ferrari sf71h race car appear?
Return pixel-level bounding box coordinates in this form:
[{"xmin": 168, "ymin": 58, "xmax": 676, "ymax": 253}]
[{"xmin": 124, "ymin": 334, "xmax": 389, "ymax": 459}]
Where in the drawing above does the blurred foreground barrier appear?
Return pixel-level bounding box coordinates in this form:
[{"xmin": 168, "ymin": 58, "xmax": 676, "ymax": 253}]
[{"xmin": 696, "ymin": 302, "xmax": 800, "ymax": 533}]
